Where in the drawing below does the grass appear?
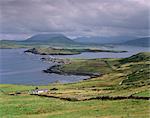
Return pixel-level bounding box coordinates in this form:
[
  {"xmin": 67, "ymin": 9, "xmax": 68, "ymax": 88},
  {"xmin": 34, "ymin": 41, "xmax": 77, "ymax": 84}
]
[
  {"xmin": 24, "ymin": 47, "xmax": 127, "ymax": 55},
  {"xmin": 0, "ymin": 89, "xmax": 149, "ymax": 118},
  {"xmin": 41, "ymin": 52, "xmax": 150, "ymax": 99},
  {"xmin": 48, "ymin": 58, "xmax": 119, "ymax": 76},
  {"xmin": 133, "ymin": 90, "xmax": 150, "ymax": 97},
  {"xmin": 49, "ymin": 52, "xmax": 150, "ymax": 86}
]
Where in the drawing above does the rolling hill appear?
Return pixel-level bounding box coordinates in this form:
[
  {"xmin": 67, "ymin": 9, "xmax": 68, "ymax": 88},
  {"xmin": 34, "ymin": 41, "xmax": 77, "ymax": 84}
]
[
  {"xmin": 0, "ymin": 34, "xmax": 77, "ymax": 48},
  {"xmin": 24, "ymin": 34, "xmax": 75, "ymax": 44},
  {"xmin": 121, "ymin": 37, "xmax": 150, "ymax": 47},
  {"xmin": 74, "ymin": 36, "xmax": 134, "ymax": 44}
]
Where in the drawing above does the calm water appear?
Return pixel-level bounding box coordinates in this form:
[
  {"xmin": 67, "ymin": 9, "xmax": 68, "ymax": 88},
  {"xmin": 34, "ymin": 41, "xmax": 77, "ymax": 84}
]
[
  {"xmin": 54, "ymin": 45, "xmax": 149, "ymax": 59},
  {"xmin": 0, "ymin": 49, "xmax": 88, "ymax": 85},
  {"xmin": 0, "ymin": 46, "xmax": 149, "ymax": 85}
]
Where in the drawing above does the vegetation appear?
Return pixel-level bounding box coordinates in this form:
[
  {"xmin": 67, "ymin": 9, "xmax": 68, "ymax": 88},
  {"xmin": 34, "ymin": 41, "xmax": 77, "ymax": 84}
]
[
  {"xmin": 0, "ymin": 40, "xmax": 29, "ymax": 49},
  {"xmin": 45, "ymin": 52, "xmax": 150, "ymax": 85},
  {"xmin": 0, "ymin": 84, "xmax": 149, "ymax": 118},
  {"xmin": 119, "ymin": 52, "xmax": 150, "ymax": 64},
  {"xmin": 0, "ymin": 40, "xmax": 76, "ymax": 49},
  {"xmin": 43, "ymin": 52, "xmax": 150, "ymax": 98},
  {"xmin": 25, "ymin": 47, "xmax": 81, "ymax": 55},
  {"xmin": 25, "ymin": 47, "xmax": 127, "ymax": 55},
  {"xmin": 133, "ymin": 90, "xmax": 150, "ymax": 97},
  {"xmin": 45, "ymin": 58, "xmax": 115, "ymax": 76}
]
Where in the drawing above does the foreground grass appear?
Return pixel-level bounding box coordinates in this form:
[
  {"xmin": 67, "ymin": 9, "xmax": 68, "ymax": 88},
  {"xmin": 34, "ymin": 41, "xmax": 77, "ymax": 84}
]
[{"xmin": 0, "ymin": 90, "xmax": 149, "ymax": 118}]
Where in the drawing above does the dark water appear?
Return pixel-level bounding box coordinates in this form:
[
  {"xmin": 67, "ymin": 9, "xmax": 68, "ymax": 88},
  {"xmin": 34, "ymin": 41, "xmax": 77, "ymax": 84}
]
[
  {"xmin": 0, "ymin": 46, "xmax": 149, "ymax": 85},
  {"xmin": 54, "ymin": 45, "xmax": 149, "ymax": 59},
  {"xmin": 0, "ymin": 49, "xmax": 88, "ymax": 85}
]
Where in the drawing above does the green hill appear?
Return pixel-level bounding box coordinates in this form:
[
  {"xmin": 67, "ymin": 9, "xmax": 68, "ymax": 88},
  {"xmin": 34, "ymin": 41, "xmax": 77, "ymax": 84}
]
[
  {"xmin": 117, "ymin": 52, "xmax": 150, "ymax": 85},
  {"xmin": 119, "ymin": 52, "xmax": 150, "ymax": 64},
  {"xmin": 0, "ymin": 34, "xmax": 78, "ymax": 48},
  {"xmin": 45, "ymin": 52, "xmax": 150, "ymax": 86},
  {"xmin": 24, "ymin": 34, "xmax": 75, "ymax": 44}
]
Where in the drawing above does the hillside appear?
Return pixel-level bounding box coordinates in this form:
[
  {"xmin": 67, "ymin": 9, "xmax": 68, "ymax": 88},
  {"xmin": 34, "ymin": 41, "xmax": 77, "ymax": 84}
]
[
  {"xmin": 74, "ymin": 36, "xmax": 134, "ymax": 44},
  {"xmin": 121, "ymin": 37, "xmax": 150, "ymax": 47},
  {"xmin": 119, "ymin": 52, "xmax": 150, "ymax": 64},
  {"xmin": 45, "ymin": 52, "xmax": 150, "ymax": 86},
  {"xmin": 0, "ymin": 34, "xmax": 79, "ymax": 48},
  {"xmin": 24, "ymin": 34, "xmax": 75, "ymax": 44}
]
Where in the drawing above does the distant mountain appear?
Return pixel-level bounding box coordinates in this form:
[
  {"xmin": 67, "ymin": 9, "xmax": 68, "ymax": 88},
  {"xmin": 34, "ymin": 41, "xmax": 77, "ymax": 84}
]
[
  {"xmin": 24, "ymin": 34, "xmax": 75, "ymax": 44},
  {"xmin": 74, "ymin": 36, "xmax": 134, "ymax": 44},
  {"xmin": 121, "ymin": 37, "xmax": 150, "ymax": 47},
  {"xmin": 0, "ymin": 34, "xmax": 77, "ymax": 48}
]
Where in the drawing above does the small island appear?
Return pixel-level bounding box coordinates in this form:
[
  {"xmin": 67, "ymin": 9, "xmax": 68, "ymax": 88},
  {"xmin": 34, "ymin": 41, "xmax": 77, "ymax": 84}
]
[{"xmin": 24, "ymin": 47, "xmax": 127, "ymax": 55}]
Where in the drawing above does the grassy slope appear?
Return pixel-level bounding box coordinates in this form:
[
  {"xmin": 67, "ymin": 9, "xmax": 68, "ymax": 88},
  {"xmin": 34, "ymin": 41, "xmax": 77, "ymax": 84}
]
[
  {"xmin": 51, "ymin": 58, "xmax": 117, "ymax": 74},
  {"xmin": 42, "ymin": 52, "xmax": 150, "ymax": 99},
  {"xmin": 0, "ymin": 85, "xmax": 149, "ymax": 118},
  {"xmin": 0, "ymin": 52, "xmax": 150, "ymax": 117},
  {"xmin": 48, "ymin": 53, "xmax": 150, "ymax": 86}
]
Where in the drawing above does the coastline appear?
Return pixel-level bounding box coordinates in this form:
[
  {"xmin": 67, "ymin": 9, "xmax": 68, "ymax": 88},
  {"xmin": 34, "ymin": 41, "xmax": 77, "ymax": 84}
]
[{"xmin": 43, "ymin": 65, "xmax": 101, "ymax": 78}]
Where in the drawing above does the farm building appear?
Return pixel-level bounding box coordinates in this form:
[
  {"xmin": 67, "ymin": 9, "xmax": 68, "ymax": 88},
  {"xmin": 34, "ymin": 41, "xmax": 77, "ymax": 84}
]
[{"xmin": 30, "ymin": 89, "xmax": 48, "ymax": 94}]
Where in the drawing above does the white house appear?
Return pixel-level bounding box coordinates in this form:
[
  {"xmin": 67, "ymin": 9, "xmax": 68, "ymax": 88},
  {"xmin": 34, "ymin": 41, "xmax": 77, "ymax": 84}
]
[{"xmin": 31, "ymin": 89, "xmax": 48, "ymax": 94}]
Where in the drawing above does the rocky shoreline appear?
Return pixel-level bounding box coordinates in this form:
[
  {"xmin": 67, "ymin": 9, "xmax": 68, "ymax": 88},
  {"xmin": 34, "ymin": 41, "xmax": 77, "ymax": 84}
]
[
  {"xmin": 41, "ymin": 57, "xmax": 100, "ymax": 78},
  {"xmin": 41, "ymin": 57, "xmax": 71, "ymax": 64},
  {"xmin": 43, "ymin": 65, "xmax": 101, "ymax": 78}
]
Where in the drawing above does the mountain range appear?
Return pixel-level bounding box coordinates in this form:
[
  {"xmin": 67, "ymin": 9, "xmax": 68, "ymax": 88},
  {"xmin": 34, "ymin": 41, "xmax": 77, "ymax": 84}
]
[
  {"xmin": 73, "ymin": 36, "xmax": 135, "ymax": 44},
  {"xmin": 74, "ymin": 36, "xmax": 150, "ymax": 47},
  {"xmin": 0, "ymin": 34, "xmax": 149, "ymax": 48},
  {"xmin": 121, "ymin": 37, "xmax": 150, "ymax": 47}
]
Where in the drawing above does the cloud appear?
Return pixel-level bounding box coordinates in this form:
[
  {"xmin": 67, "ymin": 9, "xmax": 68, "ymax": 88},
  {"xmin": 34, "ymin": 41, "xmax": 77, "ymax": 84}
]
[{"xmin": 0, "ymin": 0, "xmax": 149, "ymax": 40}]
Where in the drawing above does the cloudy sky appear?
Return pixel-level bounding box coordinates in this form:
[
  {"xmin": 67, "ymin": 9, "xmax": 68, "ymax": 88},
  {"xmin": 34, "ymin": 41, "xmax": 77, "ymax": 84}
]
[{"xmin": 0, "ymin": 0, "xmax": 149, "ymax": 40}]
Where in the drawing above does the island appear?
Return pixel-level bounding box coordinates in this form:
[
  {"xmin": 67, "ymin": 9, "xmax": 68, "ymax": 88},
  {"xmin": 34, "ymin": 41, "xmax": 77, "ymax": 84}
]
[{"xmin": 24, "ymin": 47, "xmax": 127, "ymax": 55}]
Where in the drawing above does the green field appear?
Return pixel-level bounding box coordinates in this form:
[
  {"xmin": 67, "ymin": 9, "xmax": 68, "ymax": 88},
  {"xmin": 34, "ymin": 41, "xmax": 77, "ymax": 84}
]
[{"xmin": 0, "ymin": 84, "xmax": 149, "ymax": 118}]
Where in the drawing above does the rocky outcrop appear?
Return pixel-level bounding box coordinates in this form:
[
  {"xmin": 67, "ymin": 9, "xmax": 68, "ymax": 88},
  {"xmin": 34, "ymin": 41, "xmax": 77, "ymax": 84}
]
[{"xmin": 41, "ymin": 57, "xmax": 71, "ymax": 64}]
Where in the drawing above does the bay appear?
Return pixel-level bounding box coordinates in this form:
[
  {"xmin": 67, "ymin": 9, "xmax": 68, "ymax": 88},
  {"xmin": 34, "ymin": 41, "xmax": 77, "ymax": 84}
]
[{"xmin": 0, "ymin": 45, "xmax": 149, "ymax": 85}]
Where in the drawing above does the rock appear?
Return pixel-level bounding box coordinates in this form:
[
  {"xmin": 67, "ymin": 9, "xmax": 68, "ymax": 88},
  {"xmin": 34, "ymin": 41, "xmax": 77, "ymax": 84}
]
[{"xmin": 50, "ymin": 88, "xmax": 58, "ymax": 91}]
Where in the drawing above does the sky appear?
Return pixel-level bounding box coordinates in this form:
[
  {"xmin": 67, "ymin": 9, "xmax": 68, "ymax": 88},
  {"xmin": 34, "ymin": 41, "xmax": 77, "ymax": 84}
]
[{"xmin": 0, "ymin": 0, "xmax": 149, "ymax": 40}]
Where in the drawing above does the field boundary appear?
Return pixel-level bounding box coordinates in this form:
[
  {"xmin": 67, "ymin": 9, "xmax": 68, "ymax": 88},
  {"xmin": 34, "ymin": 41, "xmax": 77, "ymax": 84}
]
[{"xmin": 30, "ymin": 94, "xmax": 150, "ymax": 101}]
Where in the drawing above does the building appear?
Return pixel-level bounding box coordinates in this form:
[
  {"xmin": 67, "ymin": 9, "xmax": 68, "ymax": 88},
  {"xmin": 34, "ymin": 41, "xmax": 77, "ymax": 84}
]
[{"xmin": 31, "ymin": 89, "xmax": 48, "ymax": 94}]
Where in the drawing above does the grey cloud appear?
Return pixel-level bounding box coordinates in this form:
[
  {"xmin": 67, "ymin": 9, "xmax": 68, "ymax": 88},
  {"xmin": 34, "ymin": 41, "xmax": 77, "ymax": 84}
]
[{"xmin": 0, "ymin": 0, "xmax": 149, "ymax": 40}]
